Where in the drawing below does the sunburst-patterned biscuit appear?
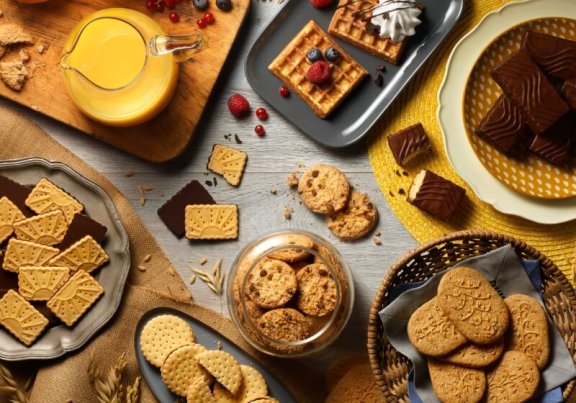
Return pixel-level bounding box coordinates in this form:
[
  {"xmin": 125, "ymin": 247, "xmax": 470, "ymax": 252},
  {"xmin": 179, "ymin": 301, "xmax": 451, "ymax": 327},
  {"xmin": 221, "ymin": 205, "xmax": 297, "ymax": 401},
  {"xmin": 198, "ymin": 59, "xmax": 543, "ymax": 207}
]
[
  {"xmin": 25, "ymin": 178, "xmax": 84, "ymax": 224},
  {"xmin": 0, "ymin": 196, "xmax": 26, "ymax": 244},
  {"xmin": 3, "ymin": 238, "xmax": 60, "ymax": 273},
  {"xmin": 0, "ymin": 289, "xmax": 49, "ymax": 346},
  {"xmin": 185, "ymin": 204, "xmax": 238, "ymax": 240},
  {"xmin": 13, "ymin": 209, "xmax": 69, "ymax": 246},
  {"xmin": 207, "ymin": 144, "xmax": 248, "ymax": 186},
  {"xmin": 46, "ymin": 270, "xmax": 104, "ymax": 326},
  {"xmin": 18, "ymin": 266, "xmax": 70, "ymax": 301},
  {"xmin": 48, "ymin": 235, "xmax": 109, "ymax": 273}
]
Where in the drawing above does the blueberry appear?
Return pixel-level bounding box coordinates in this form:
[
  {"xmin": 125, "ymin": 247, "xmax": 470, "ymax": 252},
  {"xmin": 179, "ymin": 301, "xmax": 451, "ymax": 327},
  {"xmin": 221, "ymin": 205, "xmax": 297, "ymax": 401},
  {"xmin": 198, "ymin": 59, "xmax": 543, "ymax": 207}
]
[
  {"xmin": 325, "ymin": 47, "xmax": 341, "ymax": 62},
  {"xmin": 216, "ymin": 0, "xmax": 232, "ymax": 11},
  {"xmin": 192, "ymin": 0, "xmax": 209, "ymax": 10},
  {"xmin": 307, "ymin": 48, "xmax": 323, "ymax": 63}
]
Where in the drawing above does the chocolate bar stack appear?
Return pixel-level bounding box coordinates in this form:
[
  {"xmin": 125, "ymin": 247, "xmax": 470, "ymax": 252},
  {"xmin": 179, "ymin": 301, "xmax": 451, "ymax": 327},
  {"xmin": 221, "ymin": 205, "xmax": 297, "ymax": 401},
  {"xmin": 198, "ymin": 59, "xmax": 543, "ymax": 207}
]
[{"xmin": 475, "ymin": 31, "xmax": 576, "ymax": 166}]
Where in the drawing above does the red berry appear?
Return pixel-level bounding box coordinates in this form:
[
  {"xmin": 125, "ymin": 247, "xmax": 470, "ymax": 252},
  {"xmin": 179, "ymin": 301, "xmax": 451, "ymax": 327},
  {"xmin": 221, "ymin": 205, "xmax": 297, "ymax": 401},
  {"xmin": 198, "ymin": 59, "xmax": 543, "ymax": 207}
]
[
  {"xmin": 279, "ymin": 85, "xmax": 289, "ymax": 97},
  {"xmin": 165, "ymin": 0, "xmax": 176, "ymax": 8},
  {"xmin": 197, "ymin": 18, "xmax": 208, "ymax": 28},
  {"xmin": 155, "ymin": 0, "xmax": 165, "ymax": 12},
  {"xmin": 310, "ymin": 0, "xmax": 333, "ymax": 8},
  {"xmin": 255, "ymin": 125, "xmax": 265, "ymax": 136},
  {"xmin": 255, "ymin": 107, "xmax": 268, "ymax": 120},
  {"xmin": 227, "ymin": 93, "xmax": 250, "ymax": 118},
  {"xmin": 145, "ymin": 0, "xmax": 156, "ymax": 10},
  {"xmin": 169, "ymin": 11, "xmax": 179, "ymax": 22},
  {"xmin": 306, "ymin": 60, "xmax": 331, "ymax": 84},
  {"xmin": 203, "ymin": 12, "xmax": 215, "ymax": 24}
]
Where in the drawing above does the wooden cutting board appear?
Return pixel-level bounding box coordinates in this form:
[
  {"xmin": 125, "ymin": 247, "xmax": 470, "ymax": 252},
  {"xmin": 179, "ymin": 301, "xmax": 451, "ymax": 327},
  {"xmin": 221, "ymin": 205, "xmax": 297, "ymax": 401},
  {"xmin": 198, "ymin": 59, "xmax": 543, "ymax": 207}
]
[{"xmin": 0, "ymin": 0, "xmax": 250, "ymax": 162}]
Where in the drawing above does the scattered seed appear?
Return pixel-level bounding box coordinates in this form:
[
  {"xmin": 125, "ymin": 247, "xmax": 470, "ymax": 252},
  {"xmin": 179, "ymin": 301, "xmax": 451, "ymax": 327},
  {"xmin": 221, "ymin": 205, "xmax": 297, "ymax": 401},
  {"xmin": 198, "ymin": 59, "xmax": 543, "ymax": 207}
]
[
  {"xmin": 137, "ymin": 265, "xmax": 147, "ymax": 272},
  {"xmin": 269, "ymin": 187, "xmax": 277, "ymax": 195},
  {"xmin": 189, "ymin": 274, "xmax": 197, "ymax": 284},
  {"xmin": 143, "ymin": 254, "xmax": 152, "ymax": 263},
  {"xmin": 137, "ymin": 185, "xmax": 146, "ymax": 206},
  {"xmin": 373, "ymin": 237, "xmax": 382, "ymax": 246},
  {"xmin": 142, "ymin": 184, "xmax": 154, "ymax": 191},
  {"xmin": 199, "ymin": 257, "xmax": 208, "ymax": 265},
  {"xmin": 283, "ymin": 207, "xmax": 293, "ymax": 220},
  {"xmin": 287, "ymin": 172, "xmax": 299, "ymax": 188}
]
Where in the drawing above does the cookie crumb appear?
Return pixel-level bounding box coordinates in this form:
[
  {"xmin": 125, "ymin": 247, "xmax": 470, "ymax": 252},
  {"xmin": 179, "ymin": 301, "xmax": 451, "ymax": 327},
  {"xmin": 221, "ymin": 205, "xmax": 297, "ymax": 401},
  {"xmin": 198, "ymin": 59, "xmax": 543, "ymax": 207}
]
[
  {"xmin": 36, "ymin": 41, "xmax": 48, "ymax": 54},
  {"xmin": 199, "ymin": 256, "xmax": 208, "ymax": 265},
  {"xmin": 269, "ymin": 187, "xmax": 277, "ymax": 195},
  {"xmin": 283, "ymin": 207, "xmax": 293, "ymax": 220},
  {"xmin": 373, "ymin": 237, "xmax": 382, "ymax": 246},
  {"xmin": 375, "ymin": 230, "xmax": 381, "ymax": 237},
  {"xmin": 125, "ymin": 171, "xmax": 135, "ymax": 177},
  {"xmin": 287, "ymin": 172, "xmax": 299, "ymax": 188},
  {"xmin": 19, "ymin": 49, "xmax": 30, "ymax": 63},
  {"xmin": 141, "ymin": 184, "xmax": 154, "ymax": 192},
  {"xmin": 398, "ymin": 188, "xmax": 406, "ymax": 196},
  {"xmin": 0, "ymin": 61, "xmax": 29, "ymax": 91},
  {"xmin": 234, "ymin": 134, "xmax": 243, "ymax": 144},
  {"xmin": 216, "ymin": 340, "xmax": 223, "ymax": 350}
]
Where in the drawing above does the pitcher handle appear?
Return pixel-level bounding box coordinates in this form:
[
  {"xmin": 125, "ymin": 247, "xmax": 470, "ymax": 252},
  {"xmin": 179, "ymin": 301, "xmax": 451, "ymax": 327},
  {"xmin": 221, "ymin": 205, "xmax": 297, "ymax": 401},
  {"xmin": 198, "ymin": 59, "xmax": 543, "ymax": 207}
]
[{"xmin": 149, "ymin": 33, "xmax": 205, "ymax": 63}]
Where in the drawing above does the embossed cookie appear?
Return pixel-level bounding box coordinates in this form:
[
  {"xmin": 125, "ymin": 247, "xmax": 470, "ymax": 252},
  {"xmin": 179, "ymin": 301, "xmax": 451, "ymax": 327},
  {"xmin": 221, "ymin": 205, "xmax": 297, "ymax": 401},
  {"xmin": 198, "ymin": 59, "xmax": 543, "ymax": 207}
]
[
  {"xmin": 25, "ymin": 178, "xmax": 84, "ymax": 224},
  {"xmin": 213, "ymin": 364, "xmax": 268, "ymax": 403},
  {"xmin": 486, "ymin": 351, "xmax": 540, "ymax": 402},
  {"xmin": 0, "ymin": 196, "xmax": 25, "ymax": 244},
  {"xmin": 0, "ymin": 289, "xmax": 49, "ymax": 346},
  {"xmin": 326, "ymin": 190, "xmax": 378, "ymax": 241},
  {"xmin": 267, "ymin": 233, "xmax": 314, "ymax": 263},
  {"xmin": 13, "ymin": 210, "xmax": 69, "ymax": 246},
  {"xmin": 18, "ymin": 266, "xmax": 70, "ymax": 301},
  {"xmin": 185, "ymin": 204, "xmax": 238, "ymax": 240},
  {"xmin": 161, "ymin": 344, "xmax": 212, "ymax": 397},
  {"xmin": 505, "ymin": 294, "xmax": 550, "ymax": 369},
  {"xmin": 3, "ymin": 239, "xmax": 59, "ymax": 273},
  {"xmin": 407, "ymin": 297, "xmax": 467, "ymax": 356},
  {"xmin": 428, "ymin": 359, "xmax": 486, "ymax": 403},
  {"xmin": 440, "ymin": 339, "xmax": 505, "ymax": 368},
  {"xmin": 296, "ymin": 263, "xmax": 337, "ymax": 317},
  {"xmin": 326, "ymin": 363, "xmax": 386, "ymax": 403},
  {"xmin": 207, "ymin": 144, "xmax": 248, "ymax": 186},
  {"xmin": 246, "ymin": 259, "xmax": 297, "ymax": 309},
  {"xmin": 48, "ymin": 235, "xmax": 109, "ymax": 273},
  {"xmin": 437, "ymin": 267, "xmax": 509, "ymax": 344},
  {"xmin": 257, "ymin": 308, "xmax": 310, "ymax": 342},
  {"xmin": 197, "ymin": 350, "xmax": 243, "ymax": 396},
  {"xmin": 297, "ymin": 164, "xmax": 350, "ymax": 214}
]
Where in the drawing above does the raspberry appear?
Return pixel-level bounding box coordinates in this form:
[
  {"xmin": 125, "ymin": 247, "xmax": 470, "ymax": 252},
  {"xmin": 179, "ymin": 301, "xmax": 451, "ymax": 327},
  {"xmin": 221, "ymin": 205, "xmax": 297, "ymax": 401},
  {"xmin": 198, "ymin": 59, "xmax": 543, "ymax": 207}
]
[
  {"xmin": 310, "ymin": 0, "xmax": 333, "ymax": 8},
  {"xmin": 306, "ymin": 61, "xmax": 331, "ymax": 84},
  {"xmin": 227, "ymin": 93, "xmax": 250, "ymax": 118}
]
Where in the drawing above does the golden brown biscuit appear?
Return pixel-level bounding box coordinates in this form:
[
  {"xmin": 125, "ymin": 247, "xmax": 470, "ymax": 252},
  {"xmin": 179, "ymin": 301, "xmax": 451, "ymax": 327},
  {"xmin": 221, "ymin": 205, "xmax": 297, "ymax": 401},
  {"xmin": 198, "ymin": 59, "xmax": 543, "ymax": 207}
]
[
  {"xmin": 326, "ymin": 190, "xmax": 378, "ymax": 241},
  {"xmin": 0, "ymin": 289, "xmax": 49, "ymax": 346},
  {"xmin": 428, "ymin": 359, "xmax": 486, "ymax": 403},
  {"xmin": 440, "ymin": 339, "xmax": 505, "ymax": 368},
  {"xmin": 267, "ymin": 233, "xmax": 314, "ymax": 263},
  {"xmin": 246, "ymin": 259, "xmax": 297, "ymax": 309},
  {"xmin": 295, "ymin": 263, "xmax": 337, "ymax": 317},
  {"xmin": 185, "ymin": 204, "xmax": 238, "ymax": 240},
  {"xmin": 486, "ymin": 351, "xmax": 540, "ymax": 402},
  {"xmin": 3, "ymin": 238, "xmax": 59, "ymax": 273},
  {"xmin": 48, "ymin": 235, "xmax": 109, "ymax": 273},
  {"xmin": 0, "ymin": 196, "xmax": 25, "ymax": 244},
  {"xmin": 326, "ymin": 363, "xmax": 386, "ymax": 403},
  {"xmin": 161, "ymin": 344, "xmax": 212, "ymax": 397},
  {"xmin": 25, "ymin": 178, "xmax": 84, "ymax": 224},
  {"xmin": 197, "ymin": 350, "xmax": 243, "ymax": 396},
  {"xmin": 298, "ymin": 164, "xmax": 350, "ymax": 214},
  {"xmin": 18, "ymin": 266, "xmax": 70, "ymax": 301},
  {"xmin": 207, "ymin": 144, "xmax": 247, "ymax": 186},
  {"xmin": 13, "ymin": 210, "xmax": 69, "ymax": 246},
  {"xmin": 257, "ymin": 308, "xmax": 310, "ymax": 343}
]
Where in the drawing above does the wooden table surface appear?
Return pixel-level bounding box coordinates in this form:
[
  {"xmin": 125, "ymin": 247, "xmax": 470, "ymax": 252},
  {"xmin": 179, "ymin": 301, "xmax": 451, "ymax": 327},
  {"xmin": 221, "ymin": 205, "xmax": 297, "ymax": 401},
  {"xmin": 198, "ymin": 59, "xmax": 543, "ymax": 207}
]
[{"xmin": 0, "ymin": 0, "xmax": 418, "ymax": 372}]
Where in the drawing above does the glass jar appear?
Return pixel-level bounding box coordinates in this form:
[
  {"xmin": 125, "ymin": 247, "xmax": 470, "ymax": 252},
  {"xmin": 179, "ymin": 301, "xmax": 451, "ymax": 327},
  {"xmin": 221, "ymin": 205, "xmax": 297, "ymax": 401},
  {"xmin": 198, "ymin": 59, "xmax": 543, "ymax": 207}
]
[{"xmin": 227, "ymin": 230, "xmax": 354, "ymax": 357}]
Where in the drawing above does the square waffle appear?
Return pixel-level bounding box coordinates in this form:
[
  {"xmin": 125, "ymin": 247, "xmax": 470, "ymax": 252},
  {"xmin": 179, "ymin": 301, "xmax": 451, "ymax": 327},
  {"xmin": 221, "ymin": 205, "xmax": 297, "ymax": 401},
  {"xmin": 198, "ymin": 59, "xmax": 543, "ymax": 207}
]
[
  {"xmin": 268, "ymin": 20, "xmax": 368, "ymax": 119},
  {"xmin": 328, "ymin": 0, "xmax": 407, "ymax": 64}
]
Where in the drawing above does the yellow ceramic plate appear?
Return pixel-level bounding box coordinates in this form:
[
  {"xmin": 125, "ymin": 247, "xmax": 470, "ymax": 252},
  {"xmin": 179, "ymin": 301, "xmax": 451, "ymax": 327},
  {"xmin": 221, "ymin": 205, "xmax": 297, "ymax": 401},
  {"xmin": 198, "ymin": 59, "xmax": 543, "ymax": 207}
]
[{"xmin": 464, "ymin": 17, "xmax": 576, "ymax": 200}]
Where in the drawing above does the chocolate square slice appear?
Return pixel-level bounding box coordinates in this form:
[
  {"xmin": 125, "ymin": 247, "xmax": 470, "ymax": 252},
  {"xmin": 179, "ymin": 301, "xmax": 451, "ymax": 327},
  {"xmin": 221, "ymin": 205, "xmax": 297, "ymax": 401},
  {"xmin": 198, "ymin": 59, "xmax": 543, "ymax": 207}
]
[
  {"xmin": 59, "ymin": 213, "xmax": 107, "ymax": 250},
  {"xmin": 387, "ymin": 123, "xmax": 431, "ymax": 166},
  {"xmin": 0, "ymin": 175, "xmax": 34, "ymax": 217},
  {"xmin": 157, "ymin": 180, "xmax": 215, "ymax": 238},
  {"xmin": 561, "ymin": 79, "xmax": 576, "ymax": 111},
  {"xmin": 491, "ymin": 47, "xmax": 569, "ymax": 134},
  {"xmin": 407, "ymin": 170, "xmax": 465, "ymax": 221},
  {"xmin": 529, "ymin": 112, "xmax": 576, "ymax": 166},
  {"xmin": 474, "ymin": 95, "xmax": 531, "ymax": 154},
  {"xmin": 523, "ymin": 31, "xmax": 576, "ymax": 81}
]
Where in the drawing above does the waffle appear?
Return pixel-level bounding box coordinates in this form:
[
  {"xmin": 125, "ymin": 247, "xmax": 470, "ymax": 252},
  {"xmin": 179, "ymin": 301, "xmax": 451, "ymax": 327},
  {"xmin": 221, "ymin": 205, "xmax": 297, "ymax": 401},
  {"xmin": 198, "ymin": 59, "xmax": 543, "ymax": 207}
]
[
  {"xmin": 268, "ymin": 20, "xmax": 368, "ymax": 119},
  {"xmin": 328, "ymin": 0, "xmax": 407, "ymax": 64}
]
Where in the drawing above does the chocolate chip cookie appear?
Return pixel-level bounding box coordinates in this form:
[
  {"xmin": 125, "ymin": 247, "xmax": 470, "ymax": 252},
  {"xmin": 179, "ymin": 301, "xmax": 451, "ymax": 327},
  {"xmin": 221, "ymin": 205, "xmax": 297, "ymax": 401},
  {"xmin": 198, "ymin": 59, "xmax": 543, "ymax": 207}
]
[{"xmin": 297, "ymin": 164, "xmax": 350, "ymax": 214}]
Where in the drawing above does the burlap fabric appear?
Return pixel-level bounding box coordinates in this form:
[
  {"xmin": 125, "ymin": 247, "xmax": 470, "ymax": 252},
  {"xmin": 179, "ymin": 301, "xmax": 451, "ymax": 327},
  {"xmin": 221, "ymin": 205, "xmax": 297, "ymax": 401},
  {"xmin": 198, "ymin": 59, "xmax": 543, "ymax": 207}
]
[{"xmin": 0, "ymin": 104, "xmax": 324, "ymax": 402}]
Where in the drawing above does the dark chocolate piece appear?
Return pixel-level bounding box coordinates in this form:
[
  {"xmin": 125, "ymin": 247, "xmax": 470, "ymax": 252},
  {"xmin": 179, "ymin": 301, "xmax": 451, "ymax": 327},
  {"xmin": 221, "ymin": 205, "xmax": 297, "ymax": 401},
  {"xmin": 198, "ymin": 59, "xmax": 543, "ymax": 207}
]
[
  {"xmin": 529, "ymin": 112, "xmax": 576, "ymax": 165},
  {"xmin": 491, "ymin": 47, "xmax": 569, "ymax": 134},
  {"xmin": 523, "ymin": 31, "xmax": 576, "ymax": 81},
  {"xmin": 59, "ymin": 213, "xmax": 108, "ymax": 250},
  {"xmin": 387, "ymin": 123, "xmax": 431, "ymax": 166},
  {"xmin": 561, "ymin": 79, "xmax": 576, "ymax": 111},
  {"xmin": 0, "ymin": 175, "xmax": 34, "ymax": 217},
  {"xmin": 407, "ymin": 170, "xmax": 465, "ymax": 221},
  {"xmin": 157, "ymin": 180, "xmax": 216, "ymax": 238},
  {"xmin": 474, "ymin": 95, "xmax": 530, "ymax": 154}
]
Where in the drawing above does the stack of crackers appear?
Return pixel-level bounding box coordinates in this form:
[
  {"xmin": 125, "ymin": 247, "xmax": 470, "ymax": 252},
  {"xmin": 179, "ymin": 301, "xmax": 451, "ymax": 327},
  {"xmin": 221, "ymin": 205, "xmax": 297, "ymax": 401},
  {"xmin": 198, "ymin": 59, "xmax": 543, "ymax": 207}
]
[
  {"xmin": 408, "ymin": 267, "xmax": 549, "ymax": 402},
  {"xmin": 0, "ymin": 176, "xmax": 109, "ymax": 346},
  {"xmin": 139, "ymin": 313, "xmax": 279, "ymax": 402}
]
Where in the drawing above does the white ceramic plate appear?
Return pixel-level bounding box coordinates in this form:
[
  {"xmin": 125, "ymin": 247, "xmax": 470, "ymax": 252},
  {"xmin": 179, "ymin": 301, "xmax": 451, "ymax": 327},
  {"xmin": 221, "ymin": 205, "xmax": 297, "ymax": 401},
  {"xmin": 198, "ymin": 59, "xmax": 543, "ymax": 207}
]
[{"xmin": 438, "ymin": 0, "xmax": 576, "ymax": 224}]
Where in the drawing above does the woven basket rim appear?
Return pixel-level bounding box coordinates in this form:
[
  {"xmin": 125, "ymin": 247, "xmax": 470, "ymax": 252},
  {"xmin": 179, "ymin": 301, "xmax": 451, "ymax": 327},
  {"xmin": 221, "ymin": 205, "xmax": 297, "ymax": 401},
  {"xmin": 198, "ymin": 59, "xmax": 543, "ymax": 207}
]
[{"xmin": 366, "ymin": 229, "xmax": 576, "ymax": 401}]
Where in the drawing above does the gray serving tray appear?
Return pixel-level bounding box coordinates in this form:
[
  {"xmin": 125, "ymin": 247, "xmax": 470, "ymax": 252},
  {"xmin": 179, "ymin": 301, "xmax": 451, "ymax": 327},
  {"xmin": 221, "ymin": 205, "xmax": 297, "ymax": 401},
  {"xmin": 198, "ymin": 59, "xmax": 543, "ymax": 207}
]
[
  {"xmin": 135, "ymin": 308, "xmax": 296, "ymax": 403},
  {"xmin": 246, "ymin": 0, "xmax": 464, "ymax": 148}
]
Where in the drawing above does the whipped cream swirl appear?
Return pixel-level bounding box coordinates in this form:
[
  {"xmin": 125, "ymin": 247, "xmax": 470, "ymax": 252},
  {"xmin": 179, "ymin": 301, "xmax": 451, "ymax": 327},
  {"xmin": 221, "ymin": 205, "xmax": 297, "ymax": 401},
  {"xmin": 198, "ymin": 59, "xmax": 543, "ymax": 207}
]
[{"xmin": 370, "ymin": 0, "xmax": 422, "ymax": 43}]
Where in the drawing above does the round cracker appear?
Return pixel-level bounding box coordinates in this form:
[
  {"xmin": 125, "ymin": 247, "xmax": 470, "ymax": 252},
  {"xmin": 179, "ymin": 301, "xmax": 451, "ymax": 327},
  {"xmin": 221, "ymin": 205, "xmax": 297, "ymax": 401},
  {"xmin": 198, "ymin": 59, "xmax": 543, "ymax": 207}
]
[
  {"xmin": 197, "ymin": 350, "xmax": 243, "ymax": 396},
  {"xmin": 161, "ymin": 344, "xmax": 211, "ymax": 397},
  {"xmin": 213, "ymin": 365, "xmax": 268, "ymax": 402},
  {"xmin": 187, "ymin": 377, "xmax": 216, "ymax": 403},
  {"xmin": 140, "ymin": 314, "xmax": 195, "ymax": 367}
]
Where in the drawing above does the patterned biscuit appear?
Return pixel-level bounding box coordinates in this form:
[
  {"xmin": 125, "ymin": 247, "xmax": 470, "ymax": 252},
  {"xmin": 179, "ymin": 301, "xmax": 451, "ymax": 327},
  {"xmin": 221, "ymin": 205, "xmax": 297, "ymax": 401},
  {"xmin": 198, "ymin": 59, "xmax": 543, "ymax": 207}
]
[
  {"xmin": 246, "ymin": 259, "xmax": 297, "ymax": 309},
  {"xmin": 48, "ymin": 235, "xmax": 109, "ymax": 273},
  {"xmin": 18, "ymin": 266, "xmax": 70, "ymax": 301},
  {"xmin": 140, "ymin": 314, "xmax": 197, "ymax": 368},
  {"xmin": 25, "ymin": 178, "xmax": 84, "ymax": 224},
  {"xmin": 325, "ymin": 356, "xmax": 368, "ymax": 393},
  {"xmin": 326, "ymin": 363, "xmax": 386, "ymax": 403},
  {"xmin": 326, "ymin": 190, "xmax": 378, "ymax": 241},
  {"xmin": 13, "ymin": 210, "xmax": 69, "ymax": 246},
  {"xmin": 407, "ymin": 297, "xmax": 467, "ymax": 356},
  {"xmin": 0, "ymin": 196, "xmax": 25, "ymax": 244},
  {"xmin": 207, "ymin": 144, "xmax": 248, "ymax": 186},
  {"xmin": 486, "ymin": 351, "xmax": 540, "ymax": 402},
  {"xmin": 297, "ymin": 164, "xmax": 350, "ymax": 214},
  {"xmin": 296, "ymin": 263, "xmax": 337, "ymax": 317},
  {"xmin": 46, "ymin": 270, "xmax": 104, "ymax": 326},
  {"xmin": 187, "ymin": 377, "xmax": 216, "ymax": 403},
  {"xmin": 197, "ymin": 350, "xmax": 243, "ymax": 396},
  {"xmin": 428, "ymin": 359, "xmax": 486, "ymax": 403},
  {"xmin": 267, "ymin": 234, "xmax": 314, "ymax": 263},
  {"xmin": 3, "ymin": 238, "xmax": 59, "ymax": 273},
  {"xmin": 440, "ymin": 338, "xmax": 505, "ymax": 368},
  {"xmin": 0, "ymin": 289, "xmax": 49, "ymax": 346},
  {"xmin": 161, "ymin": 344, "xmax": 212, "ymax": 397},
  {"xmin": 213, "ymin": 364, "xmax": 268, "ymax": 403},
  {"xmin": 256, "ymin": 308, "xmax": 310, "ymax": 342},
  {"xmin": 438, "ymin": 267, "xmax": 509, "ymax": 344},
  {"xmin": 505, "ymin": 293, "xmax": 550, "ymax": 369},
  {"xmin": 185, "ymin": 204, "xmax": 238, "ymax": 240}
]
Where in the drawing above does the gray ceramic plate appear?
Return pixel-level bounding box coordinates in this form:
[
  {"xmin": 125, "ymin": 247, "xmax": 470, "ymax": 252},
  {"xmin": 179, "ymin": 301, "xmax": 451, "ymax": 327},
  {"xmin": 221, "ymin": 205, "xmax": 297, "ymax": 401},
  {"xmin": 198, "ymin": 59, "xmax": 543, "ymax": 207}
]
[
  {"xmin": 0, "ymin": 158, "xmax": 130, "ymax": 360},
  {"xmin": 135, "ymin": 308, "xmax": 296, "ymax": 403},
  {"xmin": 246, "ymin": 0, "xmax": 464, "ymax": 148}
]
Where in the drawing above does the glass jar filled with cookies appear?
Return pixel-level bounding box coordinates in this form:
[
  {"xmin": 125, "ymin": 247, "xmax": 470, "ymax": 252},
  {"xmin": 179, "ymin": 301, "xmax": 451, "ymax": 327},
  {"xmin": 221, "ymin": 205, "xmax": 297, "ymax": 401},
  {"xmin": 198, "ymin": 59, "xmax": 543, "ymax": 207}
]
[{"xmin": 227, "ymin": 230, "xmax": 354, "ymax": 357}]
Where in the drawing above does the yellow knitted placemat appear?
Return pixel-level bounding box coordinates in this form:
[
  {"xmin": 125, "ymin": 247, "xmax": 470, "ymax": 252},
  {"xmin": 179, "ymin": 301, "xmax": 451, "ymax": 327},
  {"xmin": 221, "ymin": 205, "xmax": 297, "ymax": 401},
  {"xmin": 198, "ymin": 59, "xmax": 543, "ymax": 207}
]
[{"xmin": 367, "ymin": 0, "xmax": 576, "ymax": 285}]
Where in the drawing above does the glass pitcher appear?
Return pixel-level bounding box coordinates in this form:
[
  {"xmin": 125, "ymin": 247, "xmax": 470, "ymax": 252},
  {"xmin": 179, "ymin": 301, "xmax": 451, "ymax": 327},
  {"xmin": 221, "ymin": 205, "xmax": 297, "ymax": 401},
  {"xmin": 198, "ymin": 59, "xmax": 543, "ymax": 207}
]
[{"xmin": 61, "ymin": 8, "xmax": 204, "ymax": 127}]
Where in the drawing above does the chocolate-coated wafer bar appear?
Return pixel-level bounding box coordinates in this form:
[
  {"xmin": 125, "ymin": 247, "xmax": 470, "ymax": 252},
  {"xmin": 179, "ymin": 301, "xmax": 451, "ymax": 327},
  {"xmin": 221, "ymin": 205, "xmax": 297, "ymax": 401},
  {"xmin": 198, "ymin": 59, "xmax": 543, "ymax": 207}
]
[
  {"xmin": 387, "ymin": 123, "xmax": 431, "ymax": 166},
  {"xmin": 475, "ymin": 95, "xmax": 530, "ymax": 154},
  {"xmin": 529, "ymin": 112, "xmax": 576, "ymax": 166},
  {"xmin": 491, "ymin": 47, "xmax": 569, "ymax": 134},
  {"xmin": 523, "ymin": 31, "xmax": 576, "ymax": 81},
  {"xmin": 407, "ymin": 170, "xmax": 465, "ymax": 221},
  {"xmin": 561, "ymin": 79, "xmax": 576, "ymax": 111}
]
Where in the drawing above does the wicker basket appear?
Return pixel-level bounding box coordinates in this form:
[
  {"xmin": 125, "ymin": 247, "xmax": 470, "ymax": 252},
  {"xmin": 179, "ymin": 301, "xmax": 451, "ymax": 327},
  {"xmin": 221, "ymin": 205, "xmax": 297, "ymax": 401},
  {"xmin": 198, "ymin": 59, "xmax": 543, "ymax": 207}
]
[{"xmin": 367, "ymin": 229, "xmax": 576, "ymax": 402}]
